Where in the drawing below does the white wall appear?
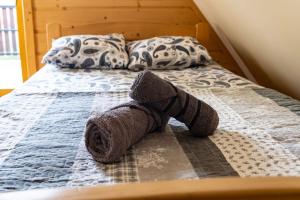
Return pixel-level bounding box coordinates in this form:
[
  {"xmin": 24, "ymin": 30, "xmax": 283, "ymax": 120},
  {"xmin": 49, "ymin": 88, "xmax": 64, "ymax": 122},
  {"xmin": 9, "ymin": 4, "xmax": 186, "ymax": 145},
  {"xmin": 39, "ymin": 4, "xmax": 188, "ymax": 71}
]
[
  {"xmin": 194, "ymin": 0, "xmax": 300, "ymax": 99},
  {"xmin": 0, "ymin": 0, "xmax": 15, "ymax": 6}
]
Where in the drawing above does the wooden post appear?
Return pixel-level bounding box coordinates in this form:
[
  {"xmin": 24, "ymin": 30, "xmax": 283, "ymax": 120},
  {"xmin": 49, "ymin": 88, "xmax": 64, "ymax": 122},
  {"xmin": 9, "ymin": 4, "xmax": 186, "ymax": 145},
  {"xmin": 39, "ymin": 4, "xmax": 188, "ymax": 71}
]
[
  {"xmin": 46, "ymin": 23, "xmax": 62, "ymax": 49},
  {"xmin": 20, "ymin": 0, "xmax": 36, "ymax": 79},
  {"xmin": 195, "ymin": 22, "xmax": 210, "ymax": 45}
]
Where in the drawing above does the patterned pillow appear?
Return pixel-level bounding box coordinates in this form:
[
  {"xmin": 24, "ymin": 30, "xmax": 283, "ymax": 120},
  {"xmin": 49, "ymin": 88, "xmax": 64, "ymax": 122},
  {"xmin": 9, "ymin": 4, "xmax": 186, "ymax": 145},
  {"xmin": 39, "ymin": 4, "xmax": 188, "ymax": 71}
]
[
  {"xmin": 126, "ymin": 36, "xmax": 212, "ymax": 71},
  {"xmin": 42, "ymin": 33, "xmax": 128, "ymax": 69}
]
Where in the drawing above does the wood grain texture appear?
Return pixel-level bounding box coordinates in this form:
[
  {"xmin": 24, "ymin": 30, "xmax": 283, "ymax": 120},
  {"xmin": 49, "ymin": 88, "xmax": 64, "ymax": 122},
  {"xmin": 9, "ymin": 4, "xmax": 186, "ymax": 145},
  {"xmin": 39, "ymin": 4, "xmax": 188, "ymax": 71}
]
[
  {"xmin": 0, "ymin": 89, "xmax": 12, "ymax": 97},
  {"xmin": 46, "ymin": 23, "xmax": 61, "ymax": 49},
  {"xmin": 1, "ymin": 177, "xmax": 300, "ymax": 200},
  {"xmin": 45, "ymin": 22, "xmax": 201, "ymax": 42},
  {"xmin": 19, "ymin": 0, "xmax": 244, "ymax": 76},
  {"xmin": 21, "ymin": 0, "xmax": 37, "ymax": 78},
  {"xmin": 16, "ymin": 0, "xmax": 28, "ymax": 81}
]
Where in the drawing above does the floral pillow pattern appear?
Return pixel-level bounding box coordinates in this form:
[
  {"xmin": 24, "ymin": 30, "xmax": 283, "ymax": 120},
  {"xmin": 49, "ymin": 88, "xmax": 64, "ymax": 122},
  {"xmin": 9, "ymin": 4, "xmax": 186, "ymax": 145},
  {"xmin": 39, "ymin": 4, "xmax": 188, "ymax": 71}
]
[
  {"xmin": 126, "ymin": 36, "xmax": 212, "ymax": 71},
  {"xmin": 42, "ymin": 33, "xmax": 128, "ymax": 69}
]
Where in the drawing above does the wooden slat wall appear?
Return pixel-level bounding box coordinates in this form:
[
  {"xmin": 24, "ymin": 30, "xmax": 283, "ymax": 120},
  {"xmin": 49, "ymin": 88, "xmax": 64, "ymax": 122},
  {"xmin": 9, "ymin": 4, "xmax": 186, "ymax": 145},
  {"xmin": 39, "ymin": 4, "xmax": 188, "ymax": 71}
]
[{"xmin": 24, "ymin": 0, "xmax": 244, "ymax": 76}]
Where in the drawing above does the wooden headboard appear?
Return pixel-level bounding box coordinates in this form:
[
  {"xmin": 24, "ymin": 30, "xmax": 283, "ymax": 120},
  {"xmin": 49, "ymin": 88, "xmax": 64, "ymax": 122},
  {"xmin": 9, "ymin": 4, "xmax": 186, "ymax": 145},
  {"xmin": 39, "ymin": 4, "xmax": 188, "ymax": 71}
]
[
  {"xmin": 18, "ymin": 0, "xmax": 244, "ymax": 80},
  {"xmin": 45, "ymin": 22, "xmax": 210, "ymax": 49}
]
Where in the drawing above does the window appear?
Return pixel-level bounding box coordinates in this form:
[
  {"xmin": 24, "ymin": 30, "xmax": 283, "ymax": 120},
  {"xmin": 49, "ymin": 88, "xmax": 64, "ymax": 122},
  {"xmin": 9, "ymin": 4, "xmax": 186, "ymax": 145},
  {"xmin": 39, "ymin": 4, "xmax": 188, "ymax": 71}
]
[{"xmin": 0, "ymin": 0, "xmax": 22, "ymax": 95}]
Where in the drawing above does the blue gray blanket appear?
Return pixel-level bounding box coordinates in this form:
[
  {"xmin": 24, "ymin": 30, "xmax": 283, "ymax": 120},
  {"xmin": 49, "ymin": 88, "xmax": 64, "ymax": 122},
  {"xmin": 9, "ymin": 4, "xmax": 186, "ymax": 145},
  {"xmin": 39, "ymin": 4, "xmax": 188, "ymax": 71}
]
[{"xmin": 0, "ymin": 64, "xmax": 299, "ymax": 192}]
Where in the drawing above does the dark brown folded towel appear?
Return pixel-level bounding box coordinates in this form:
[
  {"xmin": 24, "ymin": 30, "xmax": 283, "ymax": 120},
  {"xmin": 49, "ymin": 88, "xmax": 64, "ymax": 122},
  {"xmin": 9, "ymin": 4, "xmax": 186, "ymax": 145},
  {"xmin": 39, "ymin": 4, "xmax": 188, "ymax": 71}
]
[
  {"xmin": 130, "ymin": 70, "xmax": 219, "ymax": 137},
  {"xmin": 85, "ymin": 101, "xmax": 169, "ymax": 163}
]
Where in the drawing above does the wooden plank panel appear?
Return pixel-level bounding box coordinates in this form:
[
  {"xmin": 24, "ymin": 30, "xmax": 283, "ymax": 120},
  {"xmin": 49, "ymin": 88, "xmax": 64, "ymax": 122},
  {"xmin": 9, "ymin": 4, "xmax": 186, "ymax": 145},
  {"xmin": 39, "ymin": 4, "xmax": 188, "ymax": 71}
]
[
  {"xmin": 32, "ymin": 0, "xmax": 138, "ymax": 9},
  {"xmin": 187, "ymin": 0, "xmax": 206, "ymax": 21},
  {"xmin": 196, "ymin": 23, "xmax": 209, "ymax": 44},
  {"xmin": 35, "ymin": 33, "xmax": 47, "ymax": 54},
  {"xmin": 46, "ymin": 23, "xmax": 61, "ymax": 49},
  {"xmin": 33, "ymin": 8, "xmax": 199, "ymax": 32},
  {"xmin": 62, "ymin": 23, "xmax": 196, "ymax": 41},
  {"xmin": 36, "ymin": 23, "xmax": 217, "ymax": 55},
  {"xmin": 139, "ymin": 0, "xmax": 190, "ymax": 7},
  {"xmin": 33, "ymin": 0, "xmax": 189, "ymax": 9}
]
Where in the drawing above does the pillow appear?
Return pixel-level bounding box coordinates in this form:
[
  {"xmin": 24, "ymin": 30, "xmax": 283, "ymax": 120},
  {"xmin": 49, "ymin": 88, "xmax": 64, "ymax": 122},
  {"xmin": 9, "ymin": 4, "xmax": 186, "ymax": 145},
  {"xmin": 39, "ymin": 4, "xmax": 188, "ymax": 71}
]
[
  {"xmin": 42, "ymin": 33, "xmax": 128, "ymax": 69},
  {"xmin": 126, "ymin": 36, "xmax": 212, "ymax": 71}
]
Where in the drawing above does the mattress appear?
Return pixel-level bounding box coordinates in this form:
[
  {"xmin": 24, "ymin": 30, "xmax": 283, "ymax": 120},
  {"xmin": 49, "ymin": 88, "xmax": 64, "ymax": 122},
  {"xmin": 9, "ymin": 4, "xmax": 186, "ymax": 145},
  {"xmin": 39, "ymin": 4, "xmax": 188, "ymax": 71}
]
[{"xmin": 0, "ymin": 64, "xmax": 299, "ymax": 192}]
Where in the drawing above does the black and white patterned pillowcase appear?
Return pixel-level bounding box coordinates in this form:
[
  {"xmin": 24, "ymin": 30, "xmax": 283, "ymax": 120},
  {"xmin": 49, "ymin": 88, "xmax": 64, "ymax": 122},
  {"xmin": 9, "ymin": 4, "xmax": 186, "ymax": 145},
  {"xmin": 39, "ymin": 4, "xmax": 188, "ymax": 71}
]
[
  {"xmin": 42, "ymin": 33, "xmax": 129, "ymax": 69},
  {"xmin": 126, "ymin": 36, "xmax": 212, "ymax": 71}
]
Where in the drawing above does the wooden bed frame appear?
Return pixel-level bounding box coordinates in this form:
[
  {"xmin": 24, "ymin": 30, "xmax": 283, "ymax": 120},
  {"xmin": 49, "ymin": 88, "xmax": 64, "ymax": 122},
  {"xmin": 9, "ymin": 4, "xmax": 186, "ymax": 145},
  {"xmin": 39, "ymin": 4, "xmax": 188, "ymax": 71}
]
[
  {"xmin": 45, "ymin": 22, "xmax": 210, "ymax": 50},
  {"xmin": 1, "ymin": 20, "xmax": 299, "ymax": 200},
  {"xmin": 1, "ymin": 177, "xmax": 300, "ymax": 200},
  {"xmin": 18, "ymin": 0, "xmax": 245, "ymax": 80}
]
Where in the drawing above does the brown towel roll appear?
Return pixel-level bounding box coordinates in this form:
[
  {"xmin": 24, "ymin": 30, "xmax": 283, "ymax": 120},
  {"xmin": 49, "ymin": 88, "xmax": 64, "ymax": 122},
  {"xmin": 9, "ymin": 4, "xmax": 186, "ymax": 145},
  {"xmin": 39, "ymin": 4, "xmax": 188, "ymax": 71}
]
[
  {"xmin": 85, "ymin": 101, "xmax": 169, "ymax": 163},
  {"xmin": 130, "ymin": 70, "xmax": 219, "ymax": 137}
]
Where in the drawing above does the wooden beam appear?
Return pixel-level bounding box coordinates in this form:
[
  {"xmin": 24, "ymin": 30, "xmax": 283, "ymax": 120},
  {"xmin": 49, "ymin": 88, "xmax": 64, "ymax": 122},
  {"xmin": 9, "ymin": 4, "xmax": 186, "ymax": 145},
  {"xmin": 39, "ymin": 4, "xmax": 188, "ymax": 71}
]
[
  {"xmin": 16, "ymin": 0, "xmax": 27, "ymax": 81},
  {"xmin": 0, "ymin": 89, "xmax": 12, "ymax": 97},
  {"xmin": 0, "ymin": 177, "xmax": 300, "ymax": 200},
  {"xmin": 21, "ymin": 0, "xmax": 37, "ymax": 79}
]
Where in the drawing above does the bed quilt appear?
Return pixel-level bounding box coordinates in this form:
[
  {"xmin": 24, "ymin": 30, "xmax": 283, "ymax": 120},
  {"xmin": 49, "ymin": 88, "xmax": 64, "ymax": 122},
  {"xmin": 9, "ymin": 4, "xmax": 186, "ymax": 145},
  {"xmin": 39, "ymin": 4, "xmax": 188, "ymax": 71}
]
[{"xmin": 0, "ymin": 64, "xmax": 299, "ymax": 192}]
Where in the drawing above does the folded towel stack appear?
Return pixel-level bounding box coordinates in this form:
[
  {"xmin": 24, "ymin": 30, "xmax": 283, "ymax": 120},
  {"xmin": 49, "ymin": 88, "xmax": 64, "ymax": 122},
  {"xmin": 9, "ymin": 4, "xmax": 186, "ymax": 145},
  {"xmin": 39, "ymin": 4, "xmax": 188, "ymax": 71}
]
[{"xmin": 85, "ymin": 101, "xmax": 169, "ymax": 163}]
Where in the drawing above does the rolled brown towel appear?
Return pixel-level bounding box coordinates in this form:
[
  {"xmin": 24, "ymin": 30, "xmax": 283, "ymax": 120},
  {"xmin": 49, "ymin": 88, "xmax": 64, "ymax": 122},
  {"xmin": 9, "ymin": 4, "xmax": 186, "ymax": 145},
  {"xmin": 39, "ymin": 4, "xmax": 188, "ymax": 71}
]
[
  {"xmin": 85, "ymin": 101, "xmax": 169, "ymax": 163},
  {"xmin": 130, "ymin": 70, "xmax": 219, "ymax": 137}
]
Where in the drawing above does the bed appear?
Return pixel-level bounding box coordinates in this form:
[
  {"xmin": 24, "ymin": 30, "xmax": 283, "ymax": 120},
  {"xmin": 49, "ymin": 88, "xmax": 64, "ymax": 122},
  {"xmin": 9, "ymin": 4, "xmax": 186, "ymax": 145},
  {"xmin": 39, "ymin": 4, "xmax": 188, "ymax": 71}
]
[{"xmin": 0, "ymin": 21, "xmax": 300, "ymax": 199}]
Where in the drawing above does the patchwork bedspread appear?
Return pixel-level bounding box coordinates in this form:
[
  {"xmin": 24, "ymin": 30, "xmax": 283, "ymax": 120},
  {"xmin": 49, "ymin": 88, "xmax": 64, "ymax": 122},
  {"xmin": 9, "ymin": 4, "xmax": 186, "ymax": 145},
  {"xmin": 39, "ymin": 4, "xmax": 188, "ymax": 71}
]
[{"xmin": 0, "ymin": 64, "xmax": 299, "ymax": 192}]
